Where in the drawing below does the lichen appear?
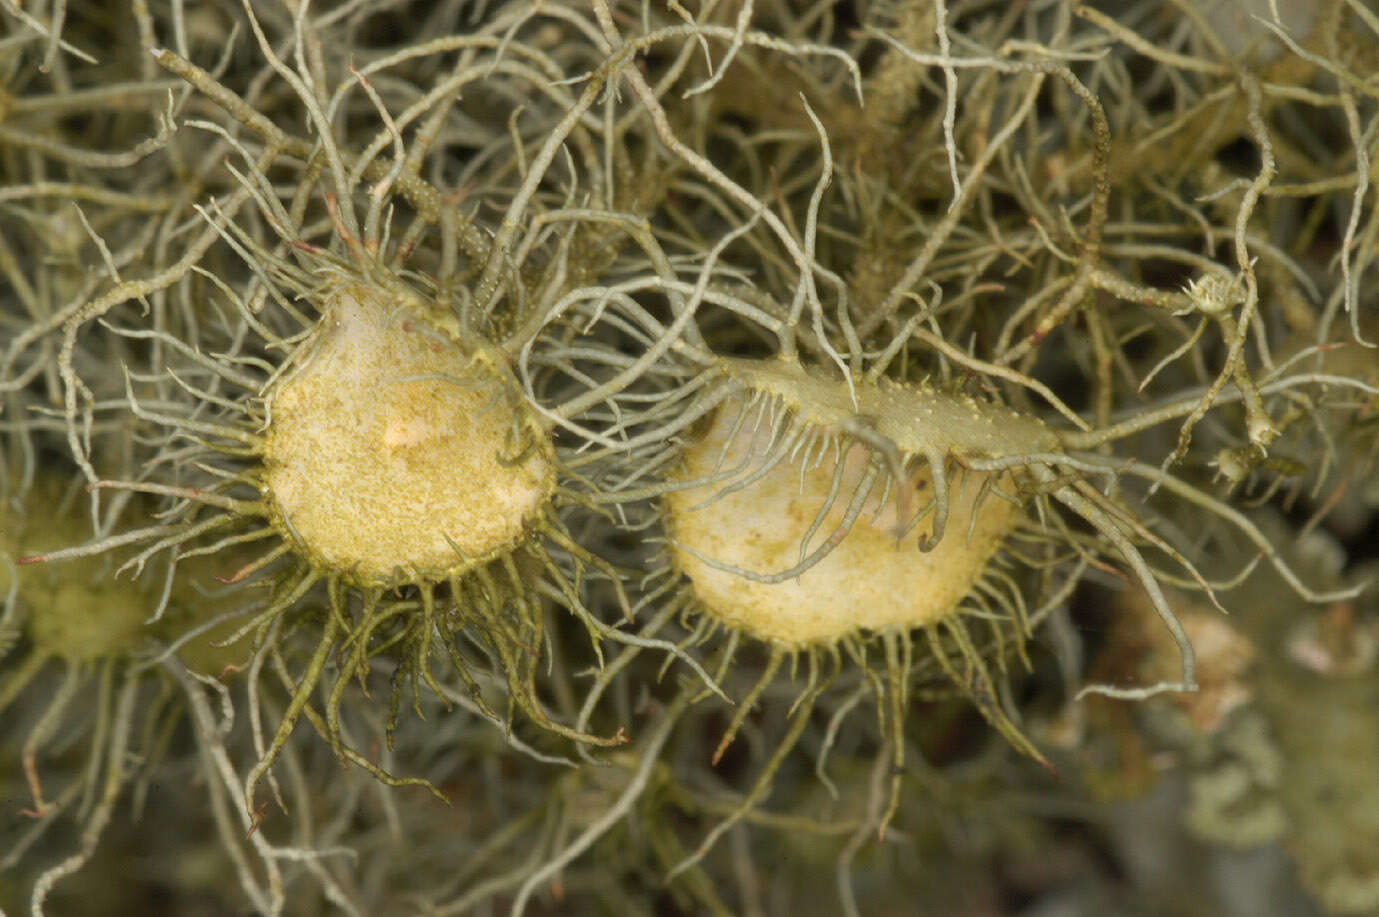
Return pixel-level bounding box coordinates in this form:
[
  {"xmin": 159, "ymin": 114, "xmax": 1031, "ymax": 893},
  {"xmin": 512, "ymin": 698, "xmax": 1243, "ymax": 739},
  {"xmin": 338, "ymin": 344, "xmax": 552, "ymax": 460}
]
[
  {"xmin": 262, "ymin": 282, "xmax": 555, "ymax": 583},
  {"xmin": 666, "ymin": 393, "xmax": 1022, "ymax": 645},
  {"xmin": 2, "ymin": 0, "xmax": 1378, "ymax": 913}
]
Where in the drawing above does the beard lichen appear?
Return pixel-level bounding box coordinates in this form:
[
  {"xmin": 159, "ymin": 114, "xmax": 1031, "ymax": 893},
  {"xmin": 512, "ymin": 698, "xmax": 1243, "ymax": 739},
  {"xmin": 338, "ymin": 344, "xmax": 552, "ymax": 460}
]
[
  {"xmin": 3, "ymin": 478, "xmax": 147, "ymax": 669},
  {"xmin": 0, "ymin": 472, "xmax": 184, "ymax": 912},
  {"xmin": 3, "ymin": 0, "xmax": 1379, "ymax": 914},
  {"xmin": 665, "ymin": 388, "xmax": 1024, "ymax": 646},
  {"xmin": 260, "ymin": 279, "xmax": 556, "ymax": 584},
  {"xmin": 9, "ymin": 14, "xmax": 652, "ymax": 822},
  {"xmin": 38, "ymin": 236, "xmax": 639, "ymax": 816}
]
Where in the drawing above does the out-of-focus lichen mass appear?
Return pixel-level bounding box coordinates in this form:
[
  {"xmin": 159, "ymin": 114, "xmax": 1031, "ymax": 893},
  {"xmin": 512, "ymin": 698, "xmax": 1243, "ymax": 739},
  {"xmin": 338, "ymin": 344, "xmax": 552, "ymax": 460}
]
[{"xmin": 2, "ymin": 0, "xmax": 1377, "ymax": 914}]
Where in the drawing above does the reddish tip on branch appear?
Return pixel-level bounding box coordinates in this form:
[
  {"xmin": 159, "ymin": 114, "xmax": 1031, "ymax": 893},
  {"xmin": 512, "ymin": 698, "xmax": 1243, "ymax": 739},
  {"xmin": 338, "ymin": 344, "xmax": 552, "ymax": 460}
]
[
  {"xmin": 711, "ymin": 735, "xmax": 733, "ymax": 767},
  {"xmin": 216, "ymin": 560, "xmax": 257, "ymax": 584}
]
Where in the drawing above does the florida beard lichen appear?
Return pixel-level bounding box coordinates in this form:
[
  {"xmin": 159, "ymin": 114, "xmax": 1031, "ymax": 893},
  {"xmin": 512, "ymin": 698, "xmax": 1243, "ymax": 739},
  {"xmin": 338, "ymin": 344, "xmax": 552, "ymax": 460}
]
[
  {"xmin": 261, "ymin": 279, "xmax": 557, "ymax": 584},
  {"xmin": 664, "ymin": 388, "xmax": 1027, "ymax": 647},
  {"xmin": 21, "ymin": 232, "xmax": 641, "ymax": 820}
]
